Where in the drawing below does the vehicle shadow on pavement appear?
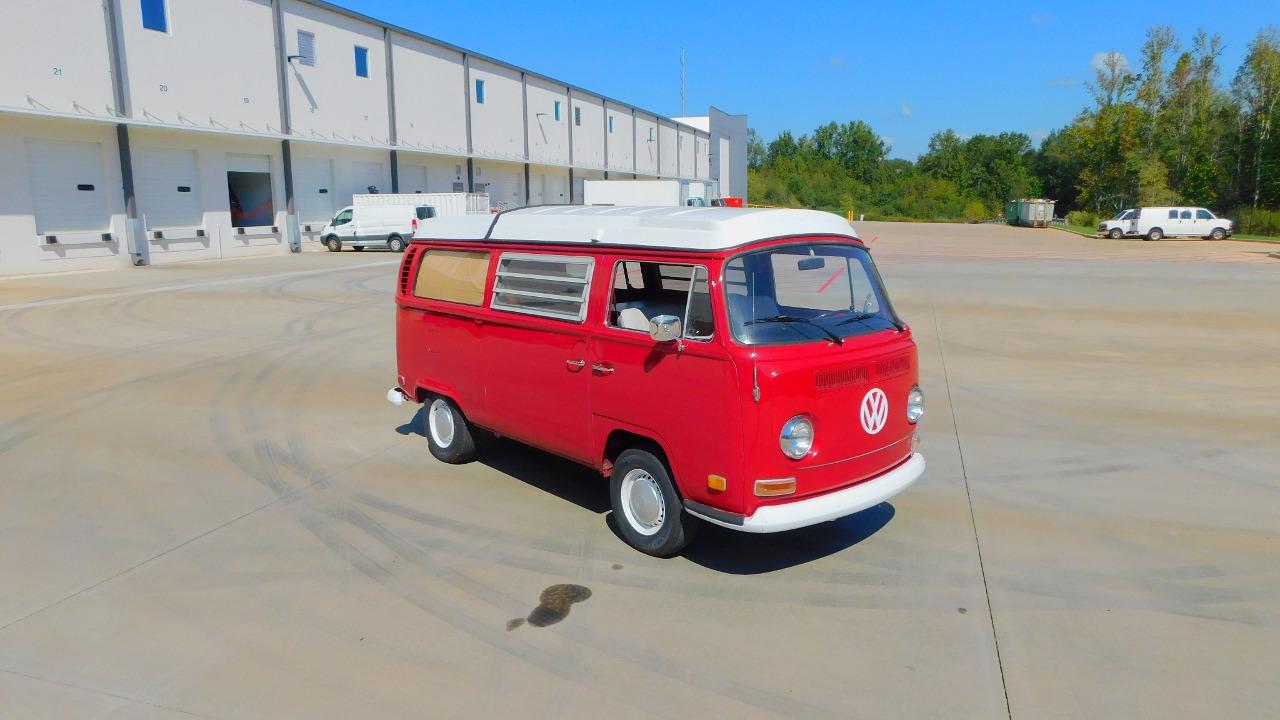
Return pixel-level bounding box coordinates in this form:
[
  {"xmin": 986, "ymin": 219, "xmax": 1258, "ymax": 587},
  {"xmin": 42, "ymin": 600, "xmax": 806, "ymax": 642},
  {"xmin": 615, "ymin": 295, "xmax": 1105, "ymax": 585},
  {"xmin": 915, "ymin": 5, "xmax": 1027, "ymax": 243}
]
[
  {"xmin": 397, "ymin": 409, "xmax": 895, "ymax": 572},
  {"xmin": 678, "ymin": 503, "xmax": 895, "ymax": 575},
  {"xmin": 397, "ymin": 410, "xmax": 610, "ymax": 513}
]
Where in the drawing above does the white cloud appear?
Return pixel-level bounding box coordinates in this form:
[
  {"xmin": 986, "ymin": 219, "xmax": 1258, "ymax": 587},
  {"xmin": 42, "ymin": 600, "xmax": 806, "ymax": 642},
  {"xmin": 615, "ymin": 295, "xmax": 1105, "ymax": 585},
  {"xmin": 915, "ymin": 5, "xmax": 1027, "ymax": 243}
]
[
  {"xmin": 1091, "ymin": 51, "xmax": 1131, "ymax": 74},
  {"xmin": 899, "ymin": 103, "xmax": 912, "ymax": 117}
]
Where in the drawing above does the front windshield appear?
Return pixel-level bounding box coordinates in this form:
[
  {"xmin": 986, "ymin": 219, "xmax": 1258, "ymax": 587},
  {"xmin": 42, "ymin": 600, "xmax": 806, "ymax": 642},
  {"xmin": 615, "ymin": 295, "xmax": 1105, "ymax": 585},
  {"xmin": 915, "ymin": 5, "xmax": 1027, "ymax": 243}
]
[{"xmin": 724, "ymin": 243, "xmax": 900, "ymax": 346}]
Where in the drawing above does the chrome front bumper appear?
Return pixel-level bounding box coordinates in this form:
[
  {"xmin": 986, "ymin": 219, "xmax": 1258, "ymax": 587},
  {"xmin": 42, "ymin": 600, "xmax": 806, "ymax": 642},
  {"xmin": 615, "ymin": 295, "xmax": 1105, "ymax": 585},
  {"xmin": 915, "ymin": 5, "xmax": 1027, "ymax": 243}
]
[{"xmin": 685, "ymin": 452, "xmax": 926, "ymax": 533}]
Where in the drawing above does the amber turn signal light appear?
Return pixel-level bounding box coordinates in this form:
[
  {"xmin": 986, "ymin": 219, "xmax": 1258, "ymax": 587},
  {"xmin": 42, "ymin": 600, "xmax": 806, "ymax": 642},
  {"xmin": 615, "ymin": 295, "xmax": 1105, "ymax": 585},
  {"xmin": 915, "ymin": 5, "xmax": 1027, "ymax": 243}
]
[
  {"xmin": 754, "ymin": 478, "xmax": 796, "ymax": 497},
  {"xmin": 707, "ymin": 475, "xmax": 727, "ymax": 492}
]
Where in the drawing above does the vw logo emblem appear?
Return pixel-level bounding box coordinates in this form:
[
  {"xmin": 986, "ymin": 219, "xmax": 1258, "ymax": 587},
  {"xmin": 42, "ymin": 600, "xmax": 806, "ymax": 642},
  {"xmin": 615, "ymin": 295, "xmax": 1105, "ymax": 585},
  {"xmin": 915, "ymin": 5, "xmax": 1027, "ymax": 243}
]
[{"xmin": 860, "ymin": 388, "xmax": 888, "ymax": 435}]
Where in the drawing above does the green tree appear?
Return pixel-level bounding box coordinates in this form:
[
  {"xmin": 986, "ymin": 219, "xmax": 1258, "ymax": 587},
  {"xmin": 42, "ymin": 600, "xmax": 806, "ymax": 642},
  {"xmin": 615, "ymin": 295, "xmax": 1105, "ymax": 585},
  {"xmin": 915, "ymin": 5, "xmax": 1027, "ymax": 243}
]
[
  {"xmin": 746, "ymin": 128, "xmax": 766, "ymax": 171},
  {"xmin": 1233, "ymin": 27, "xmax": 1280, "ymax": 207}
]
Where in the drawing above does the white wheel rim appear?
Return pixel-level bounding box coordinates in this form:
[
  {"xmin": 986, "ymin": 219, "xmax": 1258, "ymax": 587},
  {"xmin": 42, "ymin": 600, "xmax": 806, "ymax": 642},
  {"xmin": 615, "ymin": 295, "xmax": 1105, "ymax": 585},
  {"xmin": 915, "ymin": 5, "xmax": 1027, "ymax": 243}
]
[
  {"xmin": 619, "ymin": 468, "xmax": 666, "ymax": 536},
  {"xmin": 428, "ymin": 399, "xmax": 455, "ymax": 448}
]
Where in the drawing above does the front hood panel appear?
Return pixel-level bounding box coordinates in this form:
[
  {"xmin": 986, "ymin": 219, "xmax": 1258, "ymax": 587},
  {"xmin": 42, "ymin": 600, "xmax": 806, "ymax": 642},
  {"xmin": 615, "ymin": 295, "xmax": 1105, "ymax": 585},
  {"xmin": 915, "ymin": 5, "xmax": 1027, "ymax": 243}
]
[{"xmin": 744, "ymin": 329, "xmax": 919, "ymax": 502}]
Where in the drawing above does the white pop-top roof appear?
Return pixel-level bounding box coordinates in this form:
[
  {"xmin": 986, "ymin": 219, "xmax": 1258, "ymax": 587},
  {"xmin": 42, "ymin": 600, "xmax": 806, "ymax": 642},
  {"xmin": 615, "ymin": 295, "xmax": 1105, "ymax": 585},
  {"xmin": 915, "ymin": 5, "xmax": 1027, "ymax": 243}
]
[{"xmin": 411, "ymin": 206, "xmax": 859, "ymax": 251}]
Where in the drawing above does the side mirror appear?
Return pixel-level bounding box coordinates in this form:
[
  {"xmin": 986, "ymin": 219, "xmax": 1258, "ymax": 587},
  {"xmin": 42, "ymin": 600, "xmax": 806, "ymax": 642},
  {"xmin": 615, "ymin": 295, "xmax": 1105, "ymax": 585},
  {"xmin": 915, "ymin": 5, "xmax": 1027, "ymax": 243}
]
[{"xmin": 648, "ymin": 315, "xmax": 682, "ymax": 343}]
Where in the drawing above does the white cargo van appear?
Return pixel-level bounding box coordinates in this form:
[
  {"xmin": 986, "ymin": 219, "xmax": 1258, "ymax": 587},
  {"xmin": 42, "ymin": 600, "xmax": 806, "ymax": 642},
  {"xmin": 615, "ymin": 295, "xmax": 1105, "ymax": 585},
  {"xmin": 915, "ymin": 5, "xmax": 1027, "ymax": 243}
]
[
  {"xmin": 1126, "ymin": 207, "xmax": 1233, "ymax": 241},
  {"xmin": 583, "ymin": 179, "xmax": 720, "ymax": 207},
  {"xmin": 321, "ymin": 193, "xmax": 490, "ymax": 253},
  {"xmin": 1098, "ymin": 209, "xmax": 1135, "ymax": 238}
]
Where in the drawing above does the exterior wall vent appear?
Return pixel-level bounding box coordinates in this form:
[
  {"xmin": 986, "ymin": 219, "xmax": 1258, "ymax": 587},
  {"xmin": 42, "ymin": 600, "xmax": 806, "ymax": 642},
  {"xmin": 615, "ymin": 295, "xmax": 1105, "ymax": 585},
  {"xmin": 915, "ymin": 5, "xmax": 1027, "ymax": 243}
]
[{"xmin": 297, "ymin": 30, "xmax": 316, "ymax": 66}]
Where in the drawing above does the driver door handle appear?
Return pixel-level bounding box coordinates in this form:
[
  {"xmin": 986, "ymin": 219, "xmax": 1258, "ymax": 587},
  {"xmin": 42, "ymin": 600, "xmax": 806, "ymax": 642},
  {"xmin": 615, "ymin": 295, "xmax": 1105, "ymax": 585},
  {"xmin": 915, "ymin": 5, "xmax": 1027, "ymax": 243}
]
[{"xmin": 592, "ymin": 363, "xmax": 615, "ymax": 375}]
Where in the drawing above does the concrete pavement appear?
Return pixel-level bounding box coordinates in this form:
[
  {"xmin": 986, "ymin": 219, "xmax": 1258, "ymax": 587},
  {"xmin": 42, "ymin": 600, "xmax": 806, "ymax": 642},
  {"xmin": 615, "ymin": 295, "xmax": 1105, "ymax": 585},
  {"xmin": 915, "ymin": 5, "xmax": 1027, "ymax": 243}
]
[{"xmin": 0, "ymin": 225, "xmax": 1276, "ymax": 718}]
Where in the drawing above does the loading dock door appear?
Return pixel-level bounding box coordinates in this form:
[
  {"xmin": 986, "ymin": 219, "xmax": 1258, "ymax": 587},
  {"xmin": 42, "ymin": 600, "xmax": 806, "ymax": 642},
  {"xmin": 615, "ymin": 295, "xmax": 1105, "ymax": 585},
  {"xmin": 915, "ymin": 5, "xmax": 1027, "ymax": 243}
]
[
  {"xmin": 25, "ymin": 139, "xmax": 109, "ymax": 233},
  {"xmin": 400, "ymin": 165, "xmax": 428, "ymax": 193},
  {"xmin": 226, "ymin": 154, "xmax": 273, "ymax": 228},
  {"xmin": 293, "ymin": 158, "xmax": 335, "ymax": 223},
  {"xmin": 352, "ymin": 161, "xmax": 384, "ymax": 198},
  {"xmin": 135, "ymin": 148, "xmax": 201, "ymax": 229}
]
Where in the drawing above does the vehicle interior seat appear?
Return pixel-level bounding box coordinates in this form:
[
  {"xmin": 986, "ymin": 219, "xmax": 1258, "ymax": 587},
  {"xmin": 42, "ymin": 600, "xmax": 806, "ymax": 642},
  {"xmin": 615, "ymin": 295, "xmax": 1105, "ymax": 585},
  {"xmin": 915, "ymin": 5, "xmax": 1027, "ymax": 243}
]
[{"xmin": 617, "ymin": 307, "xmax": 650, "ymax": 331}]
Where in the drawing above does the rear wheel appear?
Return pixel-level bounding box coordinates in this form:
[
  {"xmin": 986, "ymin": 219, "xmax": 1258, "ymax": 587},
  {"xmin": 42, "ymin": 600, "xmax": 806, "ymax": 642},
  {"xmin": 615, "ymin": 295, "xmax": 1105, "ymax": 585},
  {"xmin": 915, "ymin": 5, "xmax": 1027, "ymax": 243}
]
[
  {"xmin": 1145, "ymin": 227, "xmax": 1163, "ymax": 241},
  {"xmin": 1210, "ymin": 227, "xmax": 1226, "ymax": 240},
  {"xmin": 324, "ymin": 235, "xmax": 342, "ymax": 252},
  {"xmin": 387, "ymin": 234, "xmax": 406, "ymax": 253},
  {"xmin": 610, "ymin": 449, "xmax": 698, "ymax": 556},
  {"xmin": 1108, "ymin": 228, "xmax": 1122, "ymax": 239},
  {"xmin": 425, "ymin": 396, "xmax": 477, "ymax": 464}
]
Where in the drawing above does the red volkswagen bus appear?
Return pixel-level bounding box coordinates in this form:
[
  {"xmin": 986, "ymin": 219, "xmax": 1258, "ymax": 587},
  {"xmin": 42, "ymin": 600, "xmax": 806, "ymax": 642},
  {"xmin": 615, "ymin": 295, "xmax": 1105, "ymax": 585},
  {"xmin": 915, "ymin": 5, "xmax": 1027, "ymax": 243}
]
[{"xmin": 388, "ymin": 206, "xmax": 925, "ymax": 555}]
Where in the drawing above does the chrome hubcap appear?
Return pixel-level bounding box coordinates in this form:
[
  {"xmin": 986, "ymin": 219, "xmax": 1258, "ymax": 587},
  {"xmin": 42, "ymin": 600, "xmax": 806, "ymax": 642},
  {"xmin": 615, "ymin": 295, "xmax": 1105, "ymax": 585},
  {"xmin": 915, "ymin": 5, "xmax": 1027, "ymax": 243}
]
[
  {"xmin": 428, "ymin": 399, "xmax": 455, "ymax": 448},
  {"xmin": 620, "ymin": 469, "xmax": 665, "ymax": 536}
]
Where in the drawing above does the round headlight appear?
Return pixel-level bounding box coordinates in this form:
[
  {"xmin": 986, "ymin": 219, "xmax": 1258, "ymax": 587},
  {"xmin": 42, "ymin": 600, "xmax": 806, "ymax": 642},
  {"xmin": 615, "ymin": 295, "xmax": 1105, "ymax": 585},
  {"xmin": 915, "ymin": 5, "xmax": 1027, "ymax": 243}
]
[
  {"xmin": 907, "ymin": 385, "xmax": 925, "ymax": 424},
  {"xmin": 780, "ymin": 416, "xmax": 814, "ymax": 459}
]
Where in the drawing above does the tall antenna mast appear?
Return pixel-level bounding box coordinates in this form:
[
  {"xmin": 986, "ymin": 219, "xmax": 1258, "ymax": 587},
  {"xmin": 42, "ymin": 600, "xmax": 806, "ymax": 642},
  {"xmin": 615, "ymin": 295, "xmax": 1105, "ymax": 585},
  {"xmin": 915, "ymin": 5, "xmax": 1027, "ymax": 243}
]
[{"xmin": 680, "ymin": 48, "xmax": 686, "ymax": 116}]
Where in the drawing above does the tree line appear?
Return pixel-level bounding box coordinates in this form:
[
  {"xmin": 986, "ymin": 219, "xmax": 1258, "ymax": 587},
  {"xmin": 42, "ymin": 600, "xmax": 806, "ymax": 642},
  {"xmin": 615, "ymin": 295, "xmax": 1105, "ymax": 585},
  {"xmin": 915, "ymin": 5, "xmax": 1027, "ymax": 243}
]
[{"xmin": 747, "ymin": 25, "xmax": 1280, "ymax": 235}]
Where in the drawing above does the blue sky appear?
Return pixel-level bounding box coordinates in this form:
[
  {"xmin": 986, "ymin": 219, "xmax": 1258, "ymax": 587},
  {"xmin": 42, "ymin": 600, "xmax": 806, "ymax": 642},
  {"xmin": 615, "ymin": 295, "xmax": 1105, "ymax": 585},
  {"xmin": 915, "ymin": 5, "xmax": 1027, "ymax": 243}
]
[{"xmin": 346, "ymin": 0, "xmax": 1277, "ymax": 159}]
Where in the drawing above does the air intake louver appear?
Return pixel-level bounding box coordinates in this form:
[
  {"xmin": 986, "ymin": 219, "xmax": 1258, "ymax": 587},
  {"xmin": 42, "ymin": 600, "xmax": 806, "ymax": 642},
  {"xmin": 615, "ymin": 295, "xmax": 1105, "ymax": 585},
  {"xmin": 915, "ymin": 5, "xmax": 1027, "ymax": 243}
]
[
  {"xmin": 399, "ymin": 246, "xmax": 420, "ymax": 295},
  {"xmin": 815, "ymin": 365, "xmax": 870, "ymax": 392},
  {"xmin": 873, "ymin": 353, "xmax": 911, "ymax": 380}
]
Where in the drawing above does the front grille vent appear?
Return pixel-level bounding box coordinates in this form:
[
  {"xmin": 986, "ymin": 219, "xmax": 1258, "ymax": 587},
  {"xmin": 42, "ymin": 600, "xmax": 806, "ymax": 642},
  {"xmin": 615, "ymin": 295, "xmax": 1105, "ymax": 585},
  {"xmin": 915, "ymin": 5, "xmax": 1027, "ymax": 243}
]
[
  {"xmin": 815, "ymin": 364, "xmax": 870, "ymax": 392},
  {"xmin": 873, "ymin": 353, "xmax": 911, "ymax": 380}
]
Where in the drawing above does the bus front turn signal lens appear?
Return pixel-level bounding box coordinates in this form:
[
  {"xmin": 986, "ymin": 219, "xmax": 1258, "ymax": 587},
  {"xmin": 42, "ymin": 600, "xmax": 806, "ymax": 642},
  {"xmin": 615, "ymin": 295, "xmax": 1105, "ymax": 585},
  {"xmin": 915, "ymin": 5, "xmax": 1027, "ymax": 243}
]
[
  {"xmin": 707, "ymin": 475, "xmax": 727, "ymax": 492},
  {"xmin": 754, "ymin": 478, "xmax": 796, "ymax": 497}
]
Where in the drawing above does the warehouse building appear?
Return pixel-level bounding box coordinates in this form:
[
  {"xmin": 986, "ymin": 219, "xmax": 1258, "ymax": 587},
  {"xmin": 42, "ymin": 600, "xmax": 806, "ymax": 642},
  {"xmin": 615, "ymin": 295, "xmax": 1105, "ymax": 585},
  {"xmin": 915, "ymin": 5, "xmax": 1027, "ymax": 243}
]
[{"xmin": 0, "ymin": 0, "xmax": 747, "ymax": 276}]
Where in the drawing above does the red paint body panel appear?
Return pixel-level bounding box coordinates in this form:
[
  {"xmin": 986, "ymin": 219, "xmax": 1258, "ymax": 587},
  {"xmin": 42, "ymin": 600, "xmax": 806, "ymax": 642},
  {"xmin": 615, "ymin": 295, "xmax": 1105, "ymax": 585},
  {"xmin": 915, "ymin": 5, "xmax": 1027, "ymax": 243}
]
[{"xmin": 394, "ymin": 233, "xmax": 919, "ymax": 522}]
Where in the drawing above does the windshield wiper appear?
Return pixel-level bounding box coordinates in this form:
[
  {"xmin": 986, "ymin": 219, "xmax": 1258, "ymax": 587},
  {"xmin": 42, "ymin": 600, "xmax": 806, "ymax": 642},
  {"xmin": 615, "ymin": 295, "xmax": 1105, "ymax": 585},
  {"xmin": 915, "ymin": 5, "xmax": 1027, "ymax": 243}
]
[
  {"xmin": 834, "ymin": 312, "xmax": 877, "ymax": 326},
  {"xmin": 745, "ymin": 315, "xmax": 844, "ymax": 345}
]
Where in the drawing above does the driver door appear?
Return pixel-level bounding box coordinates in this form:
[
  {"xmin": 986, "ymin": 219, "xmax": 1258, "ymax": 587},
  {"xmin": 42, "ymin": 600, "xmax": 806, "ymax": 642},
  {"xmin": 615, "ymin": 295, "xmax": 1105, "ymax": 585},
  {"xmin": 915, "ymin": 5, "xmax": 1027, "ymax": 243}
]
[
  {"xmin": 331, "ymin": 208, "xmax": 357, "ymax": 241},
  {"xmin": 588, "ymin": 260, "xmax": 739, "ymax": 508}
]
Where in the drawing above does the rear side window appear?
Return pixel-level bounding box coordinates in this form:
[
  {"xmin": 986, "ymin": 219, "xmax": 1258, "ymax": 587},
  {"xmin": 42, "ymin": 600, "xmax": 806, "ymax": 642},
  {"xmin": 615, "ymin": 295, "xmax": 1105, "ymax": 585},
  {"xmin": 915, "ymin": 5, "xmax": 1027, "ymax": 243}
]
[
  {"xmin": 1180, "ymin": 210, "xmax": 1192, "ymax": 220},
  {"xmin": 413, "ymin": 250, "xmax": 489, "ymax": 305},
  {"xmin": 1168, "ymin": 209, "xmax": 1179, "ymax": 219},
  {"xmin": 491, "ymin": 253, "xmax": 593, "ymax": 322}
]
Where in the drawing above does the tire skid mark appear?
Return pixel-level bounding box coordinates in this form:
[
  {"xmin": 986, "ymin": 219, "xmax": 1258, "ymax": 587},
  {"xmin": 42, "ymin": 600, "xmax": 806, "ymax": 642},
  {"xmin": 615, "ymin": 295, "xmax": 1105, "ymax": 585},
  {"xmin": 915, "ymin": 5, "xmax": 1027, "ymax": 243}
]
[
  {"xmin": 0, "ymin": 266, "xmax": 391, "ymax": 388},
  {"xmin": 200, "ymin": 287, "xmax": 847, "ymax": 719}
]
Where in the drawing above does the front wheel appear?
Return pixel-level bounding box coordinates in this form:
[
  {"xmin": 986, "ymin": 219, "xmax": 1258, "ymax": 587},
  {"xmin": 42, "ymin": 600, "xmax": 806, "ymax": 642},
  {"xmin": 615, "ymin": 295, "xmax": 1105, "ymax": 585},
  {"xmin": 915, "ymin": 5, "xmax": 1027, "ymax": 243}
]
[
  {"xmin": 1210, "ymin": 228, "xmax": 1226, "ymax": 240},
  {"xmin": 425, "ymin": 396, "xmax": 477, "ymax": 464},
  {"xmin": 387, "ymin": 234, "xmax": 406, "ymax": 253},
  {"xmin": 1108, "ymin": 228, "xmax": 1122, "ymax": 239},
  {"xmin": 610, "ymin": 449, "xmax": 698, "ymax": 556},
  {"xmin": 1145, "ymin": 227, "xmax": 1163, "ymax": 242},
  {"xmin": 324, "ymin": 235, "xmax": 342, "ymax": 252}
]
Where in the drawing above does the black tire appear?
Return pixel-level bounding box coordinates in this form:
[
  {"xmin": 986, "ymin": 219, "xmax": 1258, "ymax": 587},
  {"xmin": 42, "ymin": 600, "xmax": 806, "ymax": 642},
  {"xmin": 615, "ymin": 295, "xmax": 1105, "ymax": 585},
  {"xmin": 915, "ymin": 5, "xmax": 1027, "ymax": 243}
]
[
  {"xmin": 1210, "ymin": 227, "xmax": 1226, "ymax": 240},
  {"xmin": 387, "ymin": 234, "xmax": 406, "ymax": 253},
  {"xmin": 1108, "ymin": 228, "xmax": 1122, "ymax": 239},
  {"xmin": 1145, "ymin": 227, "xmax": 1163, "ymax": 242},
  {"xmin": 424, "ymin": 395, "xmax": 477, "ymax": 464},
  {"xmin": 325, "ymin": 235, "xmax": 342, "ymax": 252},
  {"xmin": 610, "ymin": 449, "xmax": 699, "ymax": 556}
]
